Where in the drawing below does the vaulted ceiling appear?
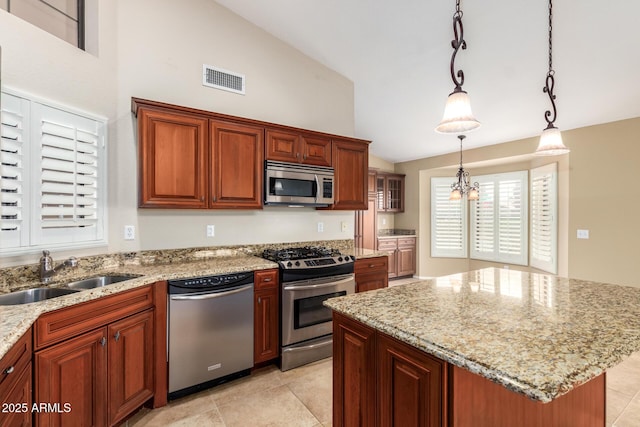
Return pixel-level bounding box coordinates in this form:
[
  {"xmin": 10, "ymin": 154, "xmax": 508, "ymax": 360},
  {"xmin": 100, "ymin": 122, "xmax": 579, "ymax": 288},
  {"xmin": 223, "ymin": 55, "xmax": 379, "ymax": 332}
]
[{"xmin": 215, "ymin": 0, "xmax": 640, "ymax": 162}]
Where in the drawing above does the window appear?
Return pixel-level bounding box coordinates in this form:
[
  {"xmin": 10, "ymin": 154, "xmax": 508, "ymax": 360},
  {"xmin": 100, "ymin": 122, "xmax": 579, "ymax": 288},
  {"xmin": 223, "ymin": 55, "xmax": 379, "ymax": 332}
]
[
  {"xmin": 0, "ymin": 89, "xmax": 106, "ymax": 255},
  {"xmin": 431, "ymin": 177, "xmax": 467, "ymax": 258},
  {"xmin": 530, "ymin": 163, "xmax": 558, "ymax": 274},
  {"xmin": 470, "ymin": 171, "xmax": 528, "ymax": 265},
  {"xmin": 1, "ymin": 0, "xmax": 85, "ymax": 49}
]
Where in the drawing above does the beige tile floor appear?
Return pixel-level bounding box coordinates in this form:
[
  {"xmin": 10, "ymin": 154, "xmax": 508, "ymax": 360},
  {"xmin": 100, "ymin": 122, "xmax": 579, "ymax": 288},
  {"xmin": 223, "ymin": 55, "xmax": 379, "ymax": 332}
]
[{"xmin": 125, "ymin": 277, "xmax": 640, "ymax": 426}]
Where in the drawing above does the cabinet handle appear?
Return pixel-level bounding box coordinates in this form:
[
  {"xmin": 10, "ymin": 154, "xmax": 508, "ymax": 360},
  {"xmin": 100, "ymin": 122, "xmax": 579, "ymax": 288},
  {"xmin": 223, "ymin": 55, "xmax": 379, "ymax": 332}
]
[
  {"xmin": 100, "ymin": 337, "xmax": 107, "ymax": 347},
  {"xmin": 4, "ymin": 366, "xmax": 14, "ymax": 374},
  {"xmin": 369, "ymin": 264, "xmax": 375, "ymax": 268},
  {"xmin": 258, "ymin": 297, "xmax": 261, "ymax": 304},
  {"xmin": 296, "ymin": 153, "xmax": 300, "ymax": 159},
  {"xmin": 263, "ymin": 277, "xmax": 272, "ymax": 282},
  {"xmin": 114, "ymin": 331, "xmax": 121, "ymax": 342},
  {"xmin": 200, "ymin": 197, "xmax": 204, "ymax": 202}
]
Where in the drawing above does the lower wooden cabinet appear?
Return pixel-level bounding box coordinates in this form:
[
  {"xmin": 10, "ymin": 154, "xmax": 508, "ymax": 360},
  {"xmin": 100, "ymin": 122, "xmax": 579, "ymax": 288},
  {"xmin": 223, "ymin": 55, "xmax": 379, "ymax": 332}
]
[
  {"xmin": 0, "ymin": 329, "xmax": 32, "ymax": 427},
  {"xmin": 354, "ymin": 256, "xmax": 388, "ymax": 292},
  {"xmin": 254, "ymin": 269, "xmax": 280, "ymax": 365},
  {"xmin": 377, "ymin": 236, "xmax": 416, "ymax": 279},
  {"xmin": 332, "ymin": 312, "xmax": 445, "ymax": 427},
  {"xmin": 35, "ymin": 310, "xmax": 154, "ymax": 427}
]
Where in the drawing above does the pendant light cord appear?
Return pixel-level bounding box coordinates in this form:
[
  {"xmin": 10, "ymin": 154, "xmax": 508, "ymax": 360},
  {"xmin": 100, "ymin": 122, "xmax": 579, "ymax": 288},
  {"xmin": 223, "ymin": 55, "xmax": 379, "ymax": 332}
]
[
  {"xmin": 543, "ymin": 0, "xmax": 558, "ymax": 129},
  {"xmin": 548, "ymin": 0, "xmax": 554, "ymax": 75}
]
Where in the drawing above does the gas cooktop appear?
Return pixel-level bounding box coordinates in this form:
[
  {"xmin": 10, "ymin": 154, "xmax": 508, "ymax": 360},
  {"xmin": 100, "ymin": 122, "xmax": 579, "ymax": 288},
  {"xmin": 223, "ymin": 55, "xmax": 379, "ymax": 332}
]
[{"xmin": 262, "ymin": 246, "xmax": 354, "ymax": 270}]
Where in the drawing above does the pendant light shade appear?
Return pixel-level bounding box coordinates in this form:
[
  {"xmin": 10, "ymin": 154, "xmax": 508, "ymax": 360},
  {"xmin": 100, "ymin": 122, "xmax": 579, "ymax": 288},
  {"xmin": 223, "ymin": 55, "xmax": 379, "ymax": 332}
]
[
  {"xmin": 436, "ymin": 90, "xmax": 481, "ymax": 134},
  {"xmin": 535, "ymin": 126, "xmax": 569, "ymax": 156},
  {"xmin": 435, "ymin": 0, "xmax": 480, "ymax": 134}
]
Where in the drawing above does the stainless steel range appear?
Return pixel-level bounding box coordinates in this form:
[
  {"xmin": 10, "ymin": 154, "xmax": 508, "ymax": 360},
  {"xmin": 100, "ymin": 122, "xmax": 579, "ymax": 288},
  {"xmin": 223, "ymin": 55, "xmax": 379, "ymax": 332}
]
[{"xmin": 262, "ymin": 246, "xmax": 355, "ymax": 371}]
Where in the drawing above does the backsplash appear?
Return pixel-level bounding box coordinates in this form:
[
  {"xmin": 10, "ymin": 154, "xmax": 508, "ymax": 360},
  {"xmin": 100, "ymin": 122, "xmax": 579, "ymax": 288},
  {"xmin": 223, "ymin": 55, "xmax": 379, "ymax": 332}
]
[
  {"xmin": 378, "ymin": 229, "xmax": 416, "ymax": 236},
  {"xmin": 0, "ymin": 239, "xmax": 354, "ymax": 293}
]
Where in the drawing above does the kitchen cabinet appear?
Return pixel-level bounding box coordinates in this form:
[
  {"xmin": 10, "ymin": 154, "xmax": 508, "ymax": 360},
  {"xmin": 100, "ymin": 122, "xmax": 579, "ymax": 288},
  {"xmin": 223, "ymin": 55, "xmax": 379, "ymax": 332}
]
[
  {"xmin": 376, "ymin": 172, "xmax": 405, "ymax": 212},
  {"xmin": 254, "ymin": 269, "xmax": 280, "ymax": 365},
  {"xmin": 354, "ymin": 256, "xmax": 388, "ymax": 292},
  {"xmin": 0, "ymin": 329, "xmax": 32, "ymax": 427},
  {"xmin": 377, "ymin": 236, "xmax": 416, "ymax": 279},
  {"xmin": 135, "ymin": 101, "xmax": 263, "ymax": 209},
  {"xmin": 332, "ymin": 312, "xmax": 445, "ymax": 427},
  {"xmin": 354, "ymin": 194, "xmax": 377, "ymax": 250},
  {"xmin": 34, "ymin": 285, "xmax": 158, "ymax": 427},
  {"xmin": 266, "ymin": 129, "xmax": 331, "ymax": 167},
  {"xmin": 137, "ymin": 107, "xmax": 209, "ymax": 208},
  {"xmin": 329, "ymin": 139, "xmax": 368, "ymax": 210}
]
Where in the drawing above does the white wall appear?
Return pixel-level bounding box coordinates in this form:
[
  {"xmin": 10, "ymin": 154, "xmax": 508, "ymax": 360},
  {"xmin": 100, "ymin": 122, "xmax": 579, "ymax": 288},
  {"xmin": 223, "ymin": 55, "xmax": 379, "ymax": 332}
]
[{"xmin": 0, "ymin": 0, "xmax": 357, "ymax": 265}]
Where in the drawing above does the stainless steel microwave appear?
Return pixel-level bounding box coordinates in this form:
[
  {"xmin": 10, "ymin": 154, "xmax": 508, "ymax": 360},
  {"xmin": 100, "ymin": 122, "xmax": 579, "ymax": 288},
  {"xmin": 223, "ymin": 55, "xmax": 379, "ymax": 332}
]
[{"xmin": 264, "ymin": 161, "xmax": 334, "ymax": 206}]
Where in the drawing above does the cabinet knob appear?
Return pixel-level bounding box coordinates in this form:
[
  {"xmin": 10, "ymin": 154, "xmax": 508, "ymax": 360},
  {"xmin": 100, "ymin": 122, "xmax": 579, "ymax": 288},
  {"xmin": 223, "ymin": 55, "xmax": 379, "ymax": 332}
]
[
  {"xmin": 263, "ymin": 277, "xmax": 272, "ymax": 282},
  {"xmin": 200, "ymin": 197, "xmax": 204, "ymax": 202},
  {"xmin": 114, "ymin": 331, "xmax": 121, "ymax": 342},
  {"xmin": 100, "ymin": 337, "xmax": 107, "ymax": 347},
  {"xmin": 258, "ymin": 297, "xmax": 261, "ymax": 304},
  {"xmin": 4, "ymin": 366, "xmax": 14, "ymax": 374},
  {"xmin": 369, "ymin": 264, "xmax": 375, "ymax": 268},
  {"xmin": 296, "ymin": 153, "xmax": 300, "ymax": 159}
]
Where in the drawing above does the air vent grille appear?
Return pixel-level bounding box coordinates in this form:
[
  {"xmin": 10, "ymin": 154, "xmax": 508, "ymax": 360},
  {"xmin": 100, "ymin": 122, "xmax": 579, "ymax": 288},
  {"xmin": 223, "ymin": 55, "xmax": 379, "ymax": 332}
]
[{"xmin": 202, "ymin": 64, "xmax": 245, "ymax": 95}]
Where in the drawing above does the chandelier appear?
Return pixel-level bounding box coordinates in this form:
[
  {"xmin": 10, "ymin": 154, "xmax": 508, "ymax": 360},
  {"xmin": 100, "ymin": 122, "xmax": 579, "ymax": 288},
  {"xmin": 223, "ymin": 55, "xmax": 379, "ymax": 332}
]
[
  {"xmin": 450, "ymin": 135, "xmax": 479, "ymax": 201},
  {"xmin": 535, "ymin": 0, "xmax": 569, "ymax": 155},
  {"xmin": 435, "ymin": 0, "xmax": 480, "ymax": 134}
]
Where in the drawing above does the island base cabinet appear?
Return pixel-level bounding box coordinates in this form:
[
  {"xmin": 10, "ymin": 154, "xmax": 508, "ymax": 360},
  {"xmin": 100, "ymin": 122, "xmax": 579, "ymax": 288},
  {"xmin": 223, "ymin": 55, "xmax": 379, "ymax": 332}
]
[
  {"xmin": 35, "ymin": 310, "xmax": 154, "ymax": 427},
  {"xmin": 450, "ymin": 365, "xmax": 605, "ymax": 427},
  {"xmin": 0, "ymin": 364, "xmax": 32, "ymax": 427},
  {"xmin": 378, "ymin": 334, "xmax": 445, "ymax": 427}
]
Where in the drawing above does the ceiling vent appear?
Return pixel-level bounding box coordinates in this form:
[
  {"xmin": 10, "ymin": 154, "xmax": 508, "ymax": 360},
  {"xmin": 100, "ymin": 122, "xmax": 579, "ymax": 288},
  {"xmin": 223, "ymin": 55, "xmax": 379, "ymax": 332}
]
[{"xmin": 202, "ymin": 64, "xmax": 245, "ymax": 95}]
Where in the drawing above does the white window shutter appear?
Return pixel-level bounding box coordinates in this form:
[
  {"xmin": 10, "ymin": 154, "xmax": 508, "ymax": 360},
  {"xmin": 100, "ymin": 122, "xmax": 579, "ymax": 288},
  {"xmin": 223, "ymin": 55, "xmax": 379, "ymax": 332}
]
[
  {"xmin": 431, "ymin": 177, "xmax": 467, "ymax": 258},
  {"xmin": 31, "ymin": 103, "xmax": 105, "ymax": 246},
  {"xmin": 0, "ymin": 94, "xmax": 30, "ymax": 249},
  {"xmin": 471, "ymin": 180, "xmax": 495, "ymax": 259},
  {"xmin": 530, "ymin": 163, "xmax": 558, "ymax": 274}
]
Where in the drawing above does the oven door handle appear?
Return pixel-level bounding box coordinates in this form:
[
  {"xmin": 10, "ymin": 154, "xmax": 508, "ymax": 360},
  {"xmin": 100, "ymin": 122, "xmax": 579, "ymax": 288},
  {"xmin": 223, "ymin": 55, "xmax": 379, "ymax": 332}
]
[
  {"xmin": 282, "ymin": 339, "xmax": 332, "ymax": 353},
  {"xmin": 169, "ymin": 285, "xmax": 253, "ymax": 300},
  {"xmin": 283, "ymin": 276, "xmax": 353, "ymax": 291}
]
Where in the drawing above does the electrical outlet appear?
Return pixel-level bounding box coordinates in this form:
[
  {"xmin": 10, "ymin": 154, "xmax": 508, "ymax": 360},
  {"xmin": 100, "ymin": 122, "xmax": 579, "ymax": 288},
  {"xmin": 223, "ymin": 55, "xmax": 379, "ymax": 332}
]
[
  {"xmin": 317, "ymin": 222, "xmax": 324, "ymax": 233},
  {"xmin": 577, "ymin": 229, "xmax": 590, "ymax": 239},
  {"xmin": 124, "ymin": 225, "xmax": 135, "ymax": 240},
  {"xmin": 207, "ymin": 225, "xmax": 215, "ymax": 237},
  {"xmin": 341, "ymin": 221, "xmax": 348, "ymax": 232}
]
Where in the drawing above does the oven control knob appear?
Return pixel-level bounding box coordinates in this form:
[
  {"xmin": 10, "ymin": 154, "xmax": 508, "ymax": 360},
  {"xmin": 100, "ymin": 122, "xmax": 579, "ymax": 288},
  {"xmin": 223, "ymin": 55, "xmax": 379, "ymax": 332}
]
[
  {"xmin": 286, "ymin": 262, "xmax": 292, "ymax": 267},
  {"xmin": 295, "ymin": 261, "xmax": 300, "ymax": 266}
]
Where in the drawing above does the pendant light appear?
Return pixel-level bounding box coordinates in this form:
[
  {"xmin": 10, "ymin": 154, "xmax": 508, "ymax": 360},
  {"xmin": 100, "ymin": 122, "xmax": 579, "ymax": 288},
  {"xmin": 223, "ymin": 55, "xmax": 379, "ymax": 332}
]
[
  {"xmin": 450, "ymin": 135, "xmax": 479, "ymax": 201},
  {"xmin": 535, "ymin": 0, "xmax": 569, "ymax": 156},
  {"xmin": 435, "ymin": 0, "xmax": 480, "ymax": 134}
]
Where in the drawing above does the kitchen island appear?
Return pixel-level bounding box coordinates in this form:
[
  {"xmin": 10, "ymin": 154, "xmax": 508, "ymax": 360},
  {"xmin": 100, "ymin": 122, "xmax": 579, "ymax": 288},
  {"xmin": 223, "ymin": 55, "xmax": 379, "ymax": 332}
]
[{"xmin": 325, "ymin": 268, "xmax": 640, "ymax": 426}]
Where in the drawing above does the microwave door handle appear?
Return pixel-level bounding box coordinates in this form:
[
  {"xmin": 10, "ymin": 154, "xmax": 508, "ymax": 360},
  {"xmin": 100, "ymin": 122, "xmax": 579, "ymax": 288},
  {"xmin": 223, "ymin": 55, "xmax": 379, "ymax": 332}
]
[{"xmin": 314, "ymin": 174, "xmax": 319, "ymax": 202}]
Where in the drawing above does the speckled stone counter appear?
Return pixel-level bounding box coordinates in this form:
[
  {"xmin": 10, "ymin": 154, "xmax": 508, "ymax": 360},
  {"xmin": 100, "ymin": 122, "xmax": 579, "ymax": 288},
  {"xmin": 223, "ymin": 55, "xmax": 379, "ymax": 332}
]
[
  {"xmin": 325, "ymin": 267, "xmax": 640, "ymax": 403},
  {"xmin": 348, "ymin": 247, "xmax": 388, "ymax": 259}
]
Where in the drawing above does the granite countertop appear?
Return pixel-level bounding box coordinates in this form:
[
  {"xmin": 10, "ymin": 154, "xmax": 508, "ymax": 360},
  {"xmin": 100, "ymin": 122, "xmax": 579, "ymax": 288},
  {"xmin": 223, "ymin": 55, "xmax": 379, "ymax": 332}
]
[
  {"xmin": 324, "ymin": 267, "xmax": 640, "ymax": 403},
  {"xmin": 0, "ymin": 254, "xmax": 278, "ymax": 360},
  {"xmin": 348, "ymin": 247, "xmax": 388, "ymax": 259}
]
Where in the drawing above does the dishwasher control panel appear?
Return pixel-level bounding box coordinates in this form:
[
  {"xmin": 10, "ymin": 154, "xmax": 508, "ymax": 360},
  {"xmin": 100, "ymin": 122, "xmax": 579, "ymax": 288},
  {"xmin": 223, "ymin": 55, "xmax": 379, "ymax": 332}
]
[{"xmin": 168, "ymin": 272, "xmax": 253, "ymax": 293}]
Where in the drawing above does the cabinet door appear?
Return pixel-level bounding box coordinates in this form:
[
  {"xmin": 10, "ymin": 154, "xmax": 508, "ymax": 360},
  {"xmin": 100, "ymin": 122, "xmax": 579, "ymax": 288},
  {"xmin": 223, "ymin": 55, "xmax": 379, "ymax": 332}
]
[
  {"xmin": 331, "ymin": 139, "xmax": 368, "ymax": 210},
  {"xmin": 0, "ymin": 363, "xmax": 31, "ymax": 427},
  {"xmin": 397, "ymin": 239, "xmax": 416, "ymax": 278},
  {"xmin": 378, "ymin": 333, "xmax": 445, "ymax": 427},
  {"xmin": 266, "ymin": 129, "xmax": 300, "ymax": 163},
  {"xmin": 377, "ymin": 239, "xmax": 399, "ymax": 278},
  {"xmin": 301, "ymin": 135, "xmax": 331, "ymax": 166},
  {"xmin": 355, "ymin": 272, "xmax": 388, "ymax": 293},
  {"xmin": 254, "ymin": 288, "xmax": 279, "ymax": 364},
  {"xmin": 138, "ymin": 108, "xmax": 209, "ymax": 208},
  {"xmin": 210, "ymin": 120, "xmax": 264, "ymax": 208},
  {"xmin": 332, "ymin": 312, "xmax": 376, "ymax": 427},
  {"xmin": 386, "ymin": 176, "xmax": 404, "ymax": 212},
  {"xmin": 107, "ymin": 310, "xmax": 154, "ymax": 426},
  {"xmin": 35, "ymin": 328, "xmax": 108, "ymax": 427}
]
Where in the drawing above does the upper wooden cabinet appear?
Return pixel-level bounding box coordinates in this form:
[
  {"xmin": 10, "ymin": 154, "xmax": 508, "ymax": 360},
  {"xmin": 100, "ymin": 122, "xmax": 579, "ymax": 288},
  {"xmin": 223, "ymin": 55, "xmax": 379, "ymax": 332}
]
[
  {"xmin": 376, "ymin": 172, "xmax": 405, "ymax": 212},
  {"xmin": 210, "ymin": 120, "xmax": 264, "ymax": 208},
  {"xmin": 266, "ymin": 129, "xmax": 331, "ymax": 167},
  {"xmin": 330, "ymin": 139, "xmax": 369, "ymax": 210},
  {"xmin": 137, "ymin": 108, "xmax": 209, "ymax": 208}
]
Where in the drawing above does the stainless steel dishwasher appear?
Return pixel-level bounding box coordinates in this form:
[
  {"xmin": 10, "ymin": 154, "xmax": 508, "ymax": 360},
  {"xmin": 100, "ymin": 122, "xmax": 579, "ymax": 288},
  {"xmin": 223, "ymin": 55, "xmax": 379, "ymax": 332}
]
[{"xmin": 167, "ymin": 272, "xmax": 254, "ymax": 400}]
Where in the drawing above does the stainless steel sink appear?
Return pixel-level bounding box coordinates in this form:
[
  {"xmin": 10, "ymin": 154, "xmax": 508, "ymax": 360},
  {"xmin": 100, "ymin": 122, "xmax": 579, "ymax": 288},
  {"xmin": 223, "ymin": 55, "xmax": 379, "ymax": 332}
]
[
  {"xmin": 0, "ymin": 287, "xmax": 80, "ymax": 306},
  {"xmin": 66, "ymin": 275, "xmax": 141, "ymax": 290}
]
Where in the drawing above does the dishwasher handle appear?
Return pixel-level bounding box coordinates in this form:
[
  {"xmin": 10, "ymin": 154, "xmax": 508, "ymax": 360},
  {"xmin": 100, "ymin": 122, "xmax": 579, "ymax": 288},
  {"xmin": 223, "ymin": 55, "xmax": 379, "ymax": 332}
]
[{"xmin": 169, "ymin": 284, "xmax": 253, "ymax": 301}]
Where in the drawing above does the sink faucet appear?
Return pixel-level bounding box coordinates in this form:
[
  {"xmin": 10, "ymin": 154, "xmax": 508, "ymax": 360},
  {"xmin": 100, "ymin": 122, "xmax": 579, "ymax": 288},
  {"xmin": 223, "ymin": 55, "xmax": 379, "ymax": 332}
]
[{"xmin": 40, "ymin": 250, "xmax": 78, "ymax": 283}]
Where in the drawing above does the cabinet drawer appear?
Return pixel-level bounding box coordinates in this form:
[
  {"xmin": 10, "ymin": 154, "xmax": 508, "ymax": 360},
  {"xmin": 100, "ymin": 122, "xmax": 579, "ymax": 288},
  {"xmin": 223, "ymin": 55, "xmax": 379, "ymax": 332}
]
[
  {"xmin": 398, "ymin": 237, "xmax": 416, "ymax": 248},
  {"xmin": 0, "ymin": 328, "xmax": 31, "ymax": 399},
  {"xmin": 355, "ymin": 257, "xmax": 388, "ymax": 275},
  {"xmin": 377, "ymin": 239, "xmax": 398, "ymax": 251},
  {"xmin": 254, "ymin": 269, "xmax": 279, "ymax": 290},
  {"xmin": 35, "ymin": 284, "xmax": 154, "ymax": 350}
]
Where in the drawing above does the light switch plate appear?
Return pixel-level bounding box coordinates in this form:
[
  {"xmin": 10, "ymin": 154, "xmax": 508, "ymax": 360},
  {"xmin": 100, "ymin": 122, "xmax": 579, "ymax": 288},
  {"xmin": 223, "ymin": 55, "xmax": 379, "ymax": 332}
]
[
  {"xmin": 577, "ymin": 229, "xmax": 590, "ymax": 239},
  {"xmin": 317, "ymin": 222, "xmax": 324, "ymax": 233},
  {"xmin": 341, "ymin": 221, "xmax": 348, "ymax": 232},
  {"xmin": 206, "ymin": 225, "xmax": 215, "ymax": 237}
]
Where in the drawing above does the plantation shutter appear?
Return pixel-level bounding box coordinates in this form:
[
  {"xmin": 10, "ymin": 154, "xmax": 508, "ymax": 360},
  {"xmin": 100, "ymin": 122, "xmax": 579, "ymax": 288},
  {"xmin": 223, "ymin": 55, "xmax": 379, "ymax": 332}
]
[
  {"xmin": 0, "ymin": 93, "xmax": 30, "ymax": 249},
  {"xmin": 31, "ymin": 103, "xmax": 104, "ymax": 245},
  {"xmin": 471, "ymin": 171, "xmax": 528, "ymax": 265},
  {"xmin": 431, "ymin": 177, "xmax": 467, "ymax": 258},
  {"xmin": 530, "ymin": 163, "xmax": 558, "ymax": 273}
]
